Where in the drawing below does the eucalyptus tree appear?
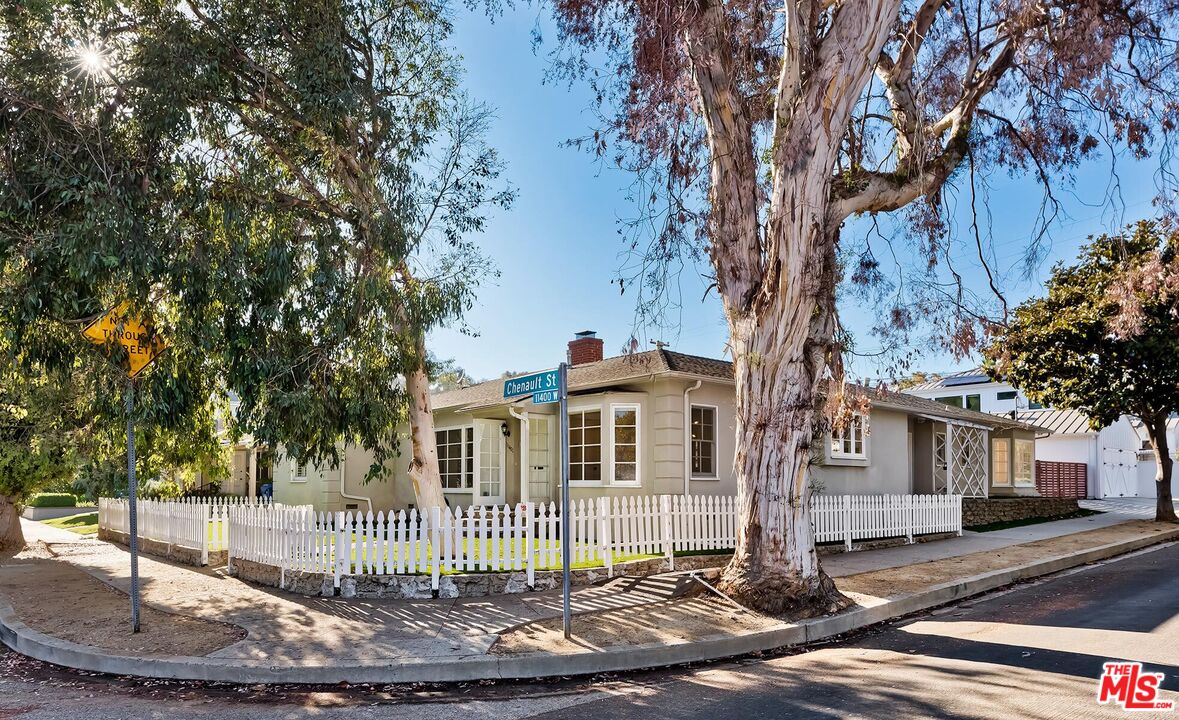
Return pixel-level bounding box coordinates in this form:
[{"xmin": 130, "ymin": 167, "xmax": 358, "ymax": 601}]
[
  {"xmin": 176, "ymin": 0, "xmax": 513, "ymax": 507},
  {"xmin": 535, "ymin": 0, "xmax": 1179, "ymax": 614},
  {"xmin": 0, "ymin": 0, "xmax": 511, "ymax": 546}
]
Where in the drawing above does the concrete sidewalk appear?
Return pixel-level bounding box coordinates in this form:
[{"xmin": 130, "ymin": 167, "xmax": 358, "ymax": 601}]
[
  {"xmin": 3, "ymin": 511, "xmax": 1177, "ymax": 682},
  {"xmin": 825, "ymin": 505, "xmax": 1130, "ymax": 576}
]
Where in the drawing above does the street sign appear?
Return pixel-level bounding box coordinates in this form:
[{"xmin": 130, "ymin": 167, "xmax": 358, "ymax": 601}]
[
  {"xmin": 503, "ymin": 369, "xmax": 559, "ymax": 399},
  {"xmin": 79, "ymin": 302, "xmax": 168, "ymax": 634},
  {"xmin": 81, "ymin": 304, "xmax": 167, "ymax": 378},
  {"xmin": 532, "ymin": 389, "xmax": 559, "ymax": 404},
  {"xmin": 505, "ymin": 364, "xmax": 573, "ymax": 639}
]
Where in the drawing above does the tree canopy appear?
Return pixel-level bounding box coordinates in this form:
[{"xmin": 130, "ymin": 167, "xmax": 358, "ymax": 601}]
[
  {"xmin": 0, "ymin": 0, "xmax": 510, "ymax": 506},
  {"xmin": 985, "ymin": 219, "xmax": 1179, "ymax": 520},
  {"xmin": 535, "ymin": 0, "xmax": 1179, "ymax": 613}
]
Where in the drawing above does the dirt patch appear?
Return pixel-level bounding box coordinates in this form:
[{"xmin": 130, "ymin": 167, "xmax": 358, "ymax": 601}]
[
  {"xmin": 840, "ymin": 519, "xmax": 1173, "ymax": 599},
  {"xmin": 492, "ymin": 594, "xmax": 780, "ymax": 655},
  {"xmin": 0, "ymin": 543, "xmax": 246, "ymax": 657}
]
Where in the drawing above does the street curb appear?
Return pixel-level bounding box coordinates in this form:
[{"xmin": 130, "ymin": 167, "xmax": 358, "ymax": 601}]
[{"xmin": 3, "ymin": 528, "xmax": 1177, "ymax": 683}]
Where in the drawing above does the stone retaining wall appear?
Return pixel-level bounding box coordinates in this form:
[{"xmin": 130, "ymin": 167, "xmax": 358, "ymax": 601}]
[
  {"xmin": 226, "ymin": 530, "xmax": 954, "ymax": 600},
  {"xmin": 962, "ymin": 497, "xmax": 1081, "ymax": 527},
  {"xmin": 229, "ymin": 553, "xmax": 734, "ymax": 599},
  {"xmin": 97, "ymin": 528, "xmax": 225, "ymax": 568},
  {"xmin": 817, "ymin": 531, "xmax": 958, "ymax": 554}
]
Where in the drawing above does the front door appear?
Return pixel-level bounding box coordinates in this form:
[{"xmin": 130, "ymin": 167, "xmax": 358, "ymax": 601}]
[
  {"xmin": 528, "ymin": 416, "xmax": 553, "ymax": 503},
  {"xmin": 474, "ymin": 419, "xmax": 506, "ymax": 506}
]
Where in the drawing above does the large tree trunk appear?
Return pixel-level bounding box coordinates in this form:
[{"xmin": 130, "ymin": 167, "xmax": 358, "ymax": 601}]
[
  {"xmin": 1142, "ymin": 413, "xmax": 1177, "ymax": 523},
  {"xmin": 716, "ymin": 230, "xmax": 851, "ymax": 617},
  {"xmin": 683, "ymin": 0, "xmax": 898, "ymax": 615},
  {"xmin": 405, "ymin": 333, "xmax": 447, "ymax": 511},
  {"xmin": 0, "ymin": 494, "xmax": 25, "ymax": 554}
]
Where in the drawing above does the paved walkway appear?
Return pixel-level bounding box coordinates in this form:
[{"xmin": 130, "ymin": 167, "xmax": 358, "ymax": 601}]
[
  {"xmin": 1, "ymin": 504, "xmax": 1153, "ymax": 667},
  {"xmin": 12, "ymin": 521, "xmax": 675, "ymax": 663},
  {"xmin": 826, "ymin": 504, "xmax": 1133, "ymax": 576}
]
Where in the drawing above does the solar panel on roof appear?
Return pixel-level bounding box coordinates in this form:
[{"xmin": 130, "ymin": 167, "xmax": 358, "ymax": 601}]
[{"xmin": 941, "ymin": 374, "xmax": 989, "ymax": 387}]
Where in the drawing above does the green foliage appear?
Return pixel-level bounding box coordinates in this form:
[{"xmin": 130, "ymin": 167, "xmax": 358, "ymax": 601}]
[
  {"xmin": 985, "ymin": 219, "xmax": 1179, "ymax": 429},
  {"xmin": 430, "ymin": 357, "xmax": 476, "ymax": 392},
  {"xmin": 0, "ymin": 0, "xmax": 511, "ymax": 484},
  {"xmin": 27, "ymin": 493, "xmax": 77, "ymax": 508}
]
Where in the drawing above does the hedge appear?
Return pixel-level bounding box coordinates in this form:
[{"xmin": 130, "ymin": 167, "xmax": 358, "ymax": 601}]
[{"xmin": 27, "ymin": 493, "xmax": 78, "ymax": 508}]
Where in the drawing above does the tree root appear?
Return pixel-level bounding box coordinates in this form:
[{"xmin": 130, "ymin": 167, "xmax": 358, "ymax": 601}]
[{"xmin": 716, "ymin": 556, "xmax": 853, "ymax": 619}]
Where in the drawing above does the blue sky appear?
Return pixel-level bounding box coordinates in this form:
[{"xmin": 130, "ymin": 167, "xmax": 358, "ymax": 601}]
[{"xmin": 429, "ymin": 7, "xmax": 1165, "ymax": 383}]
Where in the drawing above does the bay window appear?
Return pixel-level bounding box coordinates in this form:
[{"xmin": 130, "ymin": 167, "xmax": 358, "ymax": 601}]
[
  {"xmin": 569, "ymin": 409, "xmax": 603, "ymax": 483},
  {"xmin": 992, "ymin": 438, "xmax": 1011, "ymax": 486},
  {"xmin": 435, "ymin": 426, "xmax": 474, "ymax": 490},
  {"xmin": 612, "ymin": 405, "xmax": 640, "ymax": 485},
  {"xmin": 1015, "ymin": 439, "xmax": 1035, "ymax": 486}
]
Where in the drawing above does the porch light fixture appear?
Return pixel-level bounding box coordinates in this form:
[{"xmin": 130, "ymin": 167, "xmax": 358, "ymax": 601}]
[{"xmin": 501, "ymin": 422, "xmax": 510, "ymax": 438}]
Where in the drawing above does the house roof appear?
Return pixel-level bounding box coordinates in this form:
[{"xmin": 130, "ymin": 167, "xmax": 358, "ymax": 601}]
[
  {"xmin": 1007, "ymin": 407, "xmax": 1095, "ymax": 435},
  {"xmin": 903, "ymin": 367, "xmax": 993, "ymax": 391},
  {"xmin": 863, "ymin": 386, "xmax": 1046, "ymax": 433},
  {"xmin": 433, "ymin": 349, "xmax": 1044, "ymax": 433},
  {"xmin": 432, "ymin": 349, "xmax": 732, "ymax": 410}
]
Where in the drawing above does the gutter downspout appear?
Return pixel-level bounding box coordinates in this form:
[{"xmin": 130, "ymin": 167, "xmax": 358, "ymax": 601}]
[
  {"xmin": 683, "ymin": 380, "xmax": 702, "ymax": 496},
  {"xmin": 338, "ymin": 449, "xmax": 373, "ymax": 514},
  {"xmin": 509, "ymin": 406, "xmax": 529, "ymax": 504}
]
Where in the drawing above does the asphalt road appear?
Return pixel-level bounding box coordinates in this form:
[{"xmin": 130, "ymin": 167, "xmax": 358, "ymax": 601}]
[{"xmin": 2, "ymin": 542, "xmax": 1177, "ymax": 719}]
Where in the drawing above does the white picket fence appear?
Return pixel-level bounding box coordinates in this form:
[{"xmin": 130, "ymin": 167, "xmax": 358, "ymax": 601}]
[
  {"xmin": 98, "ymin": 497, "xmax": 276, "ymax": 565},
  {"xmin": 224, "ymin": 493, "xmax": 961, "ymax": 592},
  {"xmin": 811, "ymin": 493, "xmax": 962, "ymax": 549}
]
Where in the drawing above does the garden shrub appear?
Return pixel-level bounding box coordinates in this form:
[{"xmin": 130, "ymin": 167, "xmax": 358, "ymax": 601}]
[{"xmin": 27, "ymin": 492, "xmax": 77, "ymax": 508}]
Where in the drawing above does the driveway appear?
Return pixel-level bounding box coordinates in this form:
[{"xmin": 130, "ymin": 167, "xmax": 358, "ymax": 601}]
[{"xmin": 1081, "ymin": 497, "xmax": 1159, "ymax": 519}]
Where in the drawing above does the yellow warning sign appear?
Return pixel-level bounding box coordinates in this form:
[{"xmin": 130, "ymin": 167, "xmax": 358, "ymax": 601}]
[{"xmin": 81, "ymin": 303, "xmax": 168, "ymax": 378}]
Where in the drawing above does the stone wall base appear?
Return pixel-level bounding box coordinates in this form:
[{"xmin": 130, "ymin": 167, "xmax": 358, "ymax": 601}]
[
  {"xmin": 963, "ymin": 497, "xmax": 1081, "ymax": 527},
  {"xmin": 817, "ymin": 531, "xmax": 959, "ymax": 555},
  {"xmin": 97, "ymin": 528, "xmax": 224, "ymax": 567},
  {"xmin": 228, "ymin": 553, "xmax": 735, "ymax": 599},
  {"xmin": 226, "ymin": 531, "xmax": 951, "ymax": 601}
]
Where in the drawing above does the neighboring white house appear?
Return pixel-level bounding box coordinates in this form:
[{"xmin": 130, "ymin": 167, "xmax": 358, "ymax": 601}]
[
  {"xmin": 270, "ymin": 334, "xmax": 1045, "ymax": 514},
  {"xmin": 903, "ymin": 368, "xmax": 1177, "ymax": 499}
]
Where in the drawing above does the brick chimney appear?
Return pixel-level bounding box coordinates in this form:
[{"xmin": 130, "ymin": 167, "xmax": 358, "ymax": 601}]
[{"xmin": 567, "ymin": 330, "xmax": 604, "ymax": 366}]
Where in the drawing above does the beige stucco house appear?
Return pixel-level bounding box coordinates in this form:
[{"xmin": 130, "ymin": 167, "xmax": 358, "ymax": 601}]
[{"xmin": 272, "ymin": 333, "xmax": 1046, "ymax": 513}]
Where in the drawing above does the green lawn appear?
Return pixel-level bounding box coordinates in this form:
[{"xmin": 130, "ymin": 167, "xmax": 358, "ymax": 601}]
[
  {"xmin": 333, "ymin": 533, "xmax": 663, "ymax": 573},
  {"xmin": 42, "ymin": 511, "xmax": 99, "ymax": 535}
]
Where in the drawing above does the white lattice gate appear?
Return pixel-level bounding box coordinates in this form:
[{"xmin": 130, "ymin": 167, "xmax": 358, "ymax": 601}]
[{"xmin": 948, "ymin": 424, "xmax": 988, "ymax": 497}]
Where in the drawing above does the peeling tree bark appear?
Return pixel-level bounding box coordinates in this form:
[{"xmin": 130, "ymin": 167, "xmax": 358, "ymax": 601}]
[
  {"xmin": 683, "ymin": 0, "xmax": 903, "ymax": 616},
  {"xmin": 1141, "ymin": 413, "xmax": 1178, "ymax": 523},
  {"xmin": 405, "ymin": 332, "xmax": 448, "ymax": 511},
  {"xmin": 0, "ymin": 495, "xmax": 24, "ymax": 555}
]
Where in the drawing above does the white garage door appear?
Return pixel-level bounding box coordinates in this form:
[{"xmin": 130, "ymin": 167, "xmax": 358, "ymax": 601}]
[{"xmin": 1100, "ymin": 448, "xmax": 1138, "ymax": 498}]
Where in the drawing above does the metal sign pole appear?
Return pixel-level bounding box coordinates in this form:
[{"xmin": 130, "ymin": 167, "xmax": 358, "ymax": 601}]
[
  {"xmin": 558, "ymin": 361, "xmax": 572, "ymax": 639},
  {"xmin": 125, "ymin": 382, "xmax": 141, "ymax": 633}
]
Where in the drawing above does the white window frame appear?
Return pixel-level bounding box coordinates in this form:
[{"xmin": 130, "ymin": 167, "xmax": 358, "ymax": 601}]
[
  {"xmin": 292, "ymin": 460, "xmax": 308, "ymax": 483},
  {"xmin": 992, "ymin": 437, "xmax": 1011, "ymax": 486},
  {"xmin": 435, "ymin": 424, "xmax": 475, "ymax": 491},
  {"xmin": 1014, "ymin": 438, "xmax": 1035, "ymax": 487},
  {"xmin": 690, "ymin": 403, "xmax": 719, "ymax": 479},
  {"xmin": 568, "ymin": 403, "xmax": 605, "ymax": 487},
  {"xmin": 610, "ymin": 403, "xmax": 642, "ymax": 487},
  {"xmin": 830, "ymin": 413, "xmax": 869, "ymax": 460}
]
